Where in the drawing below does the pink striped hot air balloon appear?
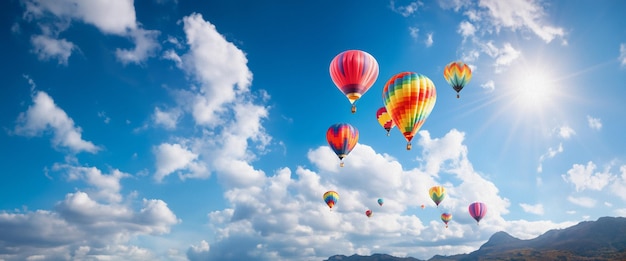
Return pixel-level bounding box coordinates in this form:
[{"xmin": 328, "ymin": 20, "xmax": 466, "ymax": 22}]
[
  {"xmin": 468, "ymin": 202, "xmax": 487, "ymax": 224},
  {"xmin": 330, "ymin": 50, "xmax": 379, "ymax": 113}
]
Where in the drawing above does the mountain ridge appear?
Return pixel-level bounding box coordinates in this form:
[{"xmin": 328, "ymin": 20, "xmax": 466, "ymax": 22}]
[{"xmin": 324, "ymin": 216, "xmax": 626, "ymax": 261}]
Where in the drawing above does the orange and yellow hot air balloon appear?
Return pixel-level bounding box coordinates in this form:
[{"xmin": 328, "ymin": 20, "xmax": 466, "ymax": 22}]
[
  {"xmin": 330, "ymin": 50, "xmax": 379, "ymax": 113},
  {"xmin": 382, "ymin": 72, "xmax": 437, "ymax": 150},
  {"xmin": 443, "ymin": 61, "xmax": 472, "ymax": 99},
  {"xmin": 441, "ymin": 213, "xmax": 452, "ymax": 228}
]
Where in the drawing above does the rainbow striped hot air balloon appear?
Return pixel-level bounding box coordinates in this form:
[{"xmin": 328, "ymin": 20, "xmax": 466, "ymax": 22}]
[
  {"xmin": 376, "ymin": 107, "xmax": 395, "ymax": 136},
  {"xmin": 330, "ymin": 50, "xmax": 379, "ymax": 113},
  {"xmin": 468, "ymin": 202, "xmax": 487, "ymax": 224},
  {"xmin": 441, "ymin": 213, "xmax": 452, "ymax": 228},
  {"xmin": 326, "ymin": 123, "xmax": 359, "ymax": 167},
  {"xmin": 443, "ymin": 61, "xmax": 472, "ymax": 99},
  {"xmin": 324, "ymin": 191, "xmax": 339, "ymax": 210},
  {"xmin": 429, "ymin": 186, "xmax": 446, "ymax": 207},
  {"xmin": 382, "ymin": 72, "xmax": 437, "ymax": 150}
]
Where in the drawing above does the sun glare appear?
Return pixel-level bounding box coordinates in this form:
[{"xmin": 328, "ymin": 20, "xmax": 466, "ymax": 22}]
[{"xmin": 508, "ymin": 67, "xmax": 558, "ymax": 113}]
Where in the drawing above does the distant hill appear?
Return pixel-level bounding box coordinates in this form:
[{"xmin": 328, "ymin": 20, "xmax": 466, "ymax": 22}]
[
  {"xmin": 326, "ymin": 216, "xmax": 626, "ymax": 261},
  {"xmin": 324, "ymin": 253, "xmax": 422, "ymax": 261}
]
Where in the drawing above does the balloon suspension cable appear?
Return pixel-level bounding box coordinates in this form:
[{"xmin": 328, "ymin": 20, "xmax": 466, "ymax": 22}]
[
  {"xmin": 406, "ymin": 142, "xmax": 412, "ymax": 150},
  {"xmin": 351, "ymin": 105, "xmax": 356, "ymax": 114}
]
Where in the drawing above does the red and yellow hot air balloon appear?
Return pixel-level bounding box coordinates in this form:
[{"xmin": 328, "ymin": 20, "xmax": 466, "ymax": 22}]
[
  {"xmin": 323, "ymin": 191, "xmax": 339, "ymax": 210},
  {"xmin": 429, "ymin": 186, "xmax": 446, "ymax": 207},
  {"xmin": 443, "ymin": 61, "xmax": 472, "ymax": 99},
  {"xmin": 330, "ymin": 50, "xmax": 379, "ymax": 113},
  {"xmin": 376, "ymin": 107, "xmax": 395, "ymax": 136},
  {"xmin": 382, "ymin": 72, "xmax": 437, "ymax": 150},
  {"xmin": 326, "ymin": 123, "xmax": 359, "ymax": 167},
  {"xmin": 441, "ymin": 213, "xmax": 452, "ymax": 228}
]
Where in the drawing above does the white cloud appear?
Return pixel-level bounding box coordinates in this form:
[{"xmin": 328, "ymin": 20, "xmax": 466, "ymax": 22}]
[
  {"xmin": 153, "ymin": 143, "xmax": 207, "ymax": 182},
  {"xmin": 481, "ymin": 41, "xmax": 521, "ymax": 72},
  {"xmin": 567, "ymin": 196, "xmax": 596, "ymax": 208},
  {"xmin": 519, "ymin": 203, "xmax": 544, "ymax": 215},
  {"xmin": 390, "ymin": 0, "xmax": 423, "ymax": 17},
  {"xmin": 477, "ymin": 0, "xmax": 565, "ymax": 43},
  {"xmin": 587, "ymin": 115, "xmax": 602, "ymax": 130},
  {"xmin": 153, "ymin": 107, "xmax": 182, "ymax": 130},
  {"xmin": 14, "ymin": 91, "xmax": 100, "ymax": 154},
  {"xmin": 409, "ymin": 26, "xmax": 419, "ymax": 40},
  {"xmin": 619, "ymin": 43, "xmax": 626, "ymax": 66},
  {"xmin": 98, "ymin": 111, "xmax": 111, "ymax": 124},
  {"xmin": 561, "ymin": 161, "xmax": 613, "ymax": 192},
  {"xmin": 481, "ymin": 80, "xmax": 495, "ymax": 92},
  {"xmin": 0, "ymin": 163, "xmax": 179, "ymax": 260},
  {"xmin": 22, "ymin": 0, "xmax": 159, "ymax": 65},
  {"xmin": 556, "ymin": 125, "xmax": 575, "ymax": 139},
  {"xmin": 610, "ymin": 165, "xmax": 626, "ymax": 201},
  {"xmin": 30, "ymin": 34, "xmax": 75, "ymax": 65},
  {"xmin": 537, "ymin": 142, "xmax": 563, "ymax": 173},
  {"xmin": 185, "ymin": 130, "xmax": 589, "ymax": 260},
  {"xmin": 458, "ymin": 21, "xmax": 476, "ymax": 39},
  {"xmin": 425, "ymin": 32, "xmax": 434, "ymax": 47},
  {"xmin": 173, "ymin": 13, "xmax": 252, "ymax": 126}
]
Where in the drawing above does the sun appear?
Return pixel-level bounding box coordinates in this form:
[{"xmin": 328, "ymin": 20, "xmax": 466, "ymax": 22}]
[{"xmin": 506, "ymin": 65, "xmax": 559, "ymax": 114}]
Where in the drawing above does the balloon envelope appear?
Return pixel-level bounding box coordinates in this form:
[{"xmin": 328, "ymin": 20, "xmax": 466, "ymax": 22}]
[
  {"xmin": 468, "ymin": 202, "xmax": 487, "ymax": 223},
  {"xmin": 429, "ymin": 186, "xmax": 446, "ymax": 206},
  {"xmin": 441, "ymin": 213, "xmax": 453, "ymax": 227},
  {"xmin": 330, "ymin": 50, "xmax": 379, "ymax": 113},
  {"xmin": 326, "ymin": 123, "xmax": 359, "ymax": 166},
  {"xmin": 382, "ymin": 72, "xmax": 437, "ymax": 150},
  {"xmin": 443, "ymin": 61, "xmax": 472, "ymax": 98},
  {"xmin": 376, "ymin": 107, "xmax": 395, "ymax": 136},
  {"xmin": 323, "ymin": 191, "xmax": 339, "ymax": 209}
]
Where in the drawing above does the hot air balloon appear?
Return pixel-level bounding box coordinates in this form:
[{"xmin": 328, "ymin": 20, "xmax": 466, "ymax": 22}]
[
  {"xmin": 382, "ymin": 72, "xmax": 437, "ymax": 150},
  {"xmin": 441, "ymin": 213, "xmax": 452, "ymax": 228},
  {"xmin": 326, "ymin": 123, "xmax": 359, "ymax": 167},
  {"xmin": 377, "ymin": 198, "xmax": 384, "ymax": 206},
  {"xmin": 429, "ymin": 186, "xmax": 446, "ymax": 207},
  {"xmin": 323, "ymin": 191, "xmax": 339, "ymax": 210},
  {"xmin": 420, "ymin": 204, "xmax": 425, "ymax": 209},
  {"xmin": 468, "ymin": 202, "xmax": 487, "ymax": 224},
  {"xmin": 376, "ymin": 107, "xmax": 395, "ymax": 136},
  {"xmin": 330, "ymin": 50, "xmax": 379, "ymax": 113},
  {"xmin": 365, "ymin": 209, "xmax": 373, "ymax": 218},
  {"xmin": 443, "ymin": 61, "xmax": 472, "ymax": 99}
]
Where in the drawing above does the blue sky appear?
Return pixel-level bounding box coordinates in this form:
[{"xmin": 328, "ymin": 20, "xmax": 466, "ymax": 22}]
[{"xmin": 2, "ymin": 0, "xmax": 626, "ymax": 260}]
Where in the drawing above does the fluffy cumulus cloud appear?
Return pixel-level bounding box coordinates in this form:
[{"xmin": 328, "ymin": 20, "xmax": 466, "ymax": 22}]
[
  {"xmin": 562, "ymin": 161, "xmax": 613, "ymax": 192},
  {"xmin": 14, "ymin": 91, "xmax": 100, "ymax": 154},
  {"xmin": 390, "ymin": 0, "xmax": 424, "ymax": 17},
  {"xmin": 21, "ymin": 0, "xmax": 159, "ymax": 65},
  {"xmin": 519, "ymin": 203, "xmax": 544, "ymax": 215},
  {"xmin": 153, "ymin": 143, "xmax": 207, "ymax": 182},
  {"xmin": 0, "ymin": 164, "xmax": 179, "ymax": 260},
  {"xmin": 187, "ymin": 130, "xmax": 574, "ymax": 260}
]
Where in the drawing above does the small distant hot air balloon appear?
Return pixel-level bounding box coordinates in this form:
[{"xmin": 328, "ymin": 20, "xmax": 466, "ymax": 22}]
[
  {"xmin": 377, "ymin": 198, "xmax": 384, "ymax": 206},
  {"xmin": 420, "ymin": 204, "xmax": 425, "ymax": 209},
  {"xmin": 382, "ymin": 72, "xmax": 437, "ymax": 150},
  {"xmin": 323, "ymin": 191, "xmax": 339, "ymax": 211},
  {"xmin": 376, "ymin": 107, "xmax": 395, "ymax": 136},
  {"xmin": 441, "ymin": 213, "xmax": 452, "ymax": 228},
  {"xmin": 429, "ymin": 186, "xmax": 446, "ymax": 207},
  {"xmin": 330, "ymin": 50, "xmax": 379, "ymax": 113},
  {"xmin": 468, "ymin": 202, "xmax": 487, "ymax": 224},
  {"xmin": 443, "ymin": 61, "xmax": 472, "ymax": 99},
  {"xmin": 365, "ymin": 209, "xmax": 373, "ymax": 218},
  {"xmin": 326, "ymin": 123, "xmax": 359, "ymax": 167}
]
